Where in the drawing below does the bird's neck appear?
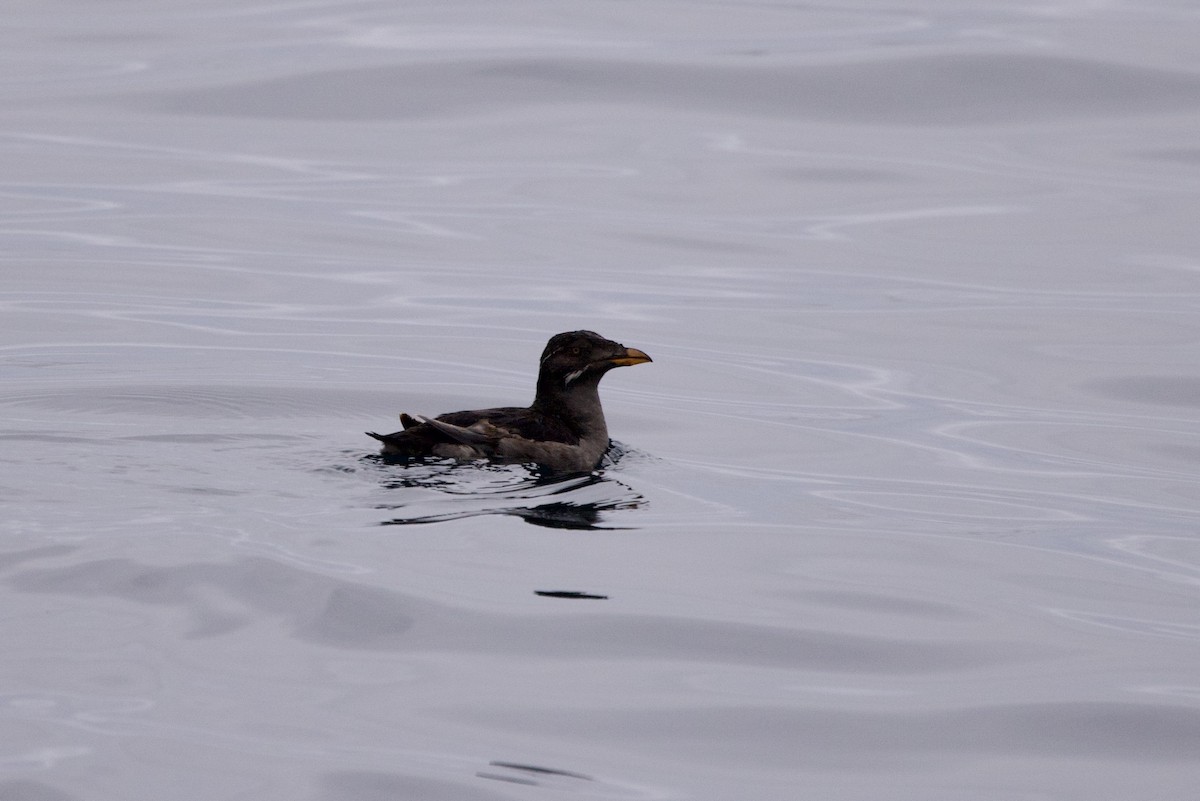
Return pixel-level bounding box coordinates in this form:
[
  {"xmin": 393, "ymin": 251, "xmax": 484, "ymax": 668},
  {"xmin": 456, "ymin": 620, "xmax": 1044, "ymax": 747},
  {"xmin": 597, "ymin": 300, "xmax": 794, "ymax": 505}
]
[{"xmin": 533, "ymin": 376, "xmax": 607, "ymax": 435}]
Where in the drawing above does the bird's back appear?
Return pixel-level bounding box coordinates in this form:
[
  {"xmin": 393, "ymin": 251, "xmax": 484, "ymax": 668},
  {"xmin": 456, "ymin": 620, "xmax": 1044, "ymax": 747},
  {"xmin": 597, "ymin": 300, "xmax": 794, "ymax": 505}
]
[{"xmin": 367, "ymin": 404, "xmax": 581, "ymax": 460}]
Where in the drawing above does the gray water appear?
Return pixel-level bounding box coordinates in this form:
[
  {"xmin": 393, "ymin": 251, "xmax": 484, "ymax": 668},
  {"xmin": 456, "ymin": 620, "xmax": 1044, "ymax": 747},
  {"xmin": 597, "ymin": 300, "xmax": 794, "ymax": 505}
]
[{"xmin": 4, "ymin": 1, "xmax": 1200, "ymax": 799}]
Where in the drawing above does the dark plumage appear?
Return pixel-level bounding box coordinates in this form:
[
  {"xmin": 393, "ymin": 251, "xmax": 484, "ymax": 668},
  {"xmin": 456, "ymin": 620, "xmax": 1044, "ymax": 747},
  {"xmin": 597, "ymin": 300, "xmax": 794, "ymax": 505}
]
[{"xmin": 367, "ymin": 331, "xmax": 652, "ymax": 473}]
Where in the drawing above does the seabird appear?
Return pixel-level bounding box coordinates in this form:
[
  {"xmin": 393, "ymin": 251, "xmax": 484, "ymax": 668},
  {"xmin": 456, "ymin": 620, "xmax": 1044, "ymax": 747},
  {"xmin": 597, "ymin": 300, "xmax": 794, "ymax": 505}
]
[{"xmin": 367, "ymin": 330, "xmax": 651, "ymax": 473}]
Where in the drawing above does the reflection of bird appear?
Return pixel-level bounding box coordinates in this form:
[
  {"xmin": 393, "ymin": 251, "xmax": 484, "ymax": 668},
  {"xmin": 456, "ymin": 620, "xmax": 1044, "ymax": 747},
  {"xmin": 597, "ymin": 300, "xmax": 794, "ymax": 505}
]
[{"xmin": 367, "ymin": 331, "xmax": 652, "ymax": 473}]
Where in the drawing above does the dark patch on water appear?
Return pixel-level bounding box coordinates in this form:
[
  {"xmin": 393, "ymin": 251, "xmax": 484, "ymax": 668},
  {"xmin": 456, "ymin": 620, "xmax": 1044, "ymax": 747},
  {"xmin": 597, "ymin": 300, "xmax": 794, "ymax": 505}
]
[
  {"xmin": 534, "ymin": 590, "xmax": 609, "ymax": 600},
  {"xmin": 476, "ymin": 761, "xmax": 594, "ymax": 788}
]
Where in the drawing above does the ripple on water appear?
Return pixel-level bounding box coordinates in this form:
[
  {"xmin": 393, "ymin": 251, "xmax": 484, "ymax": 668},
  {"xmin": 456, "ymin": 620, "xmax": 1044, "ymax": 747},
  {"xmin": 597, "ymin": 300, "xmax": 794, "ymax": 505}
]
[
  {"xmin": 347, "ymin": 444, "xmax": 647, "ymax": 530},
  {"xmin": 812, "ymin": 489, "xmax": 1086, "ymax": 522},
  {"xmin": 0, "ymin": 384, "xmax": 406, "ymax": 419}
]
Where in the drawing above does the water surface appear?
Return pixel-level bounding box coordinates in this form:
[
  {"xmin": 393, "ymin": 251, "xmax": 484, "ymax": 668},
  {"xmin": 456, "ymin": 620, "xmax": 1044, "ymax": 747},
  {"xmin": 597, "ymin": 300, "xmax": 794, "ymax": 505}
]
[{"xmin": 3, "ymin": 1, "xmax": 1200, "ymax": 799}]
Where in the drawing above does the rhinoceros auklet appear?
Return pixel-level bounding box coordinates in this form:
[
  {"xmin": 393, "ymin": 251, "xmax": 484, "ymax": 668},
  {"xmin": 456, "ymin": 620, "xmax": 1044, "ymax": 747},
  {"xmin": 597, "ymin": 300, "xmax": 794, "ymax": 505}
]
[{"xmin": 367, "ymin": 331, "xmax": 651, "ymax": 473}]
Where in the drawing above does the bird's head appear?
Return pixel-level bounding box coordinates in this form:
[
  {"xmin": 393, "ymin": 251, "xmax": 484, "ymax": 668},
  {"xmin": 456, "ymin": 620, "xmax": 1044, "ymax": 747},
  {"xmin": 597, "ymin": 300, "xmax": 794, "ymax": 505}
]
[{"xmin": 537, "ymin": 330, "xmax": 652, "ymax": 391}]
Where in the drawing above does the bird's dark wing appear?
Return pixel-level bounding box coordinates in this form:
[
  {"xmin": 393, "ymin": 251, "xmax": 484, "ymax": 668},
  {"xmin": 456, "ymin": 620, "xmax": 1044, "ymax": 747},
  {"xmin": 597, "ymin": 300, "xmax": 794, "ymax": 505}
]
[
  {"xmin": 368, "ymin": 405, "xmax": 577, "ymax": 459},
  {"xmin": 417, "ymin": 416, "xmax": 497, "ymax": 446},
  {"xmin": 434, "ymin": 406, "xmax": 580, "ymax": 445}
]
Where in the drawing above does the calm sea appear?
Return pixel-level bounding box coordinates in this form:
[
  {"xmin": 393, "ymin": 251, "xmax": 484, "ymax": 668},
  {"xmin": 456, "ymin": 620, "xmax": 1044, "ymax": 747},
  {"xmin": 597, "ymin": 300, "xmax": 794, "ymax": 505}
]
[{"xmin": 3, "ymin": 2, "xmax": 1200, "ymax": 799}]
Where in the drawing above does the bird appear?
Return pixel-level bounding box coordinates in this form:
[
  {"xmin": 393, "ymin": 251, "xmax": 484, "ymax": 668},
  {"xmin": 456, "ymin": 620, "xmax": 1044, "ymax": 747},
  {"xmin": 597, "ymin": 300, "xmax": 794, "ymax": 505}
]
[{"xmin": 367, "ymin": 330, "xmax": 652, "ymax": 473}]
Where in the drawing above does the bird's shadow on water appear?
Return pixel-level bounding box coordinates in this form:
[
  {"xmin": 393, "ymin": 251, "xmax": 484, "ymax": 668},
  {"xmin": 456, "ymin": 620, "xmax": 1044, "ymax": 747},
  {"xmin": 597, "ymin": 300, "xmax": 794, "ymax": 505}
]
[{"xmin": 355, "ymin": 443, "xmax": 646, "ymax": 530}]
